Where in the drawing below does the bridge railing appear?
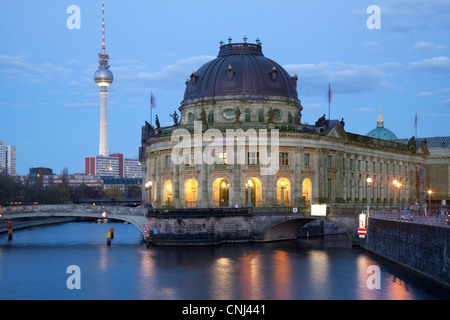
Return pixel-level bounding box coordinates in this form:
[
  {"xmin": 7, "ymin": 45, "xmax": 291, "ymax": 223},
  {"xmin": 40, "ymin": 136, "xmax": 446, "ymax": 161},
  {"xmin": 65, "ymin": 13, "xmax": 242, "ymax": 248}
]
[
  {"xmin": 370, "ymin": 207, "xmax": 449, "ymax": 228},
  {"xmin": 0, "ymin": 204, "xmax": 146, "ymax": 216}
]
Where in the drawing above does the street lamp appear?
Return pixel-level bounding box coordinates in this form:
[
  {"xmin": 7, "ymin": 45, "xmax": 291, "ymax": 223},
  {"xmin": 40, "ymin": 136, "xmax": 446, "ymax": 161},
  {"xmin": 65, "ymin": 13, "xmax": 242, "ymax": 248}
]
[
  {"xmin": 145, "ymin": 181, "xmax": 153, "ymax": 208},
  {"xmin": 366, "ymin": 177, "xmax": 373, "ymax": 206},
  {"xmin": 246, "ymin": 180, "xmax": 253, "ymax": 207},
  {"xmin": 280, "ymin": 180, "xmax": 285, "ymax": 207},
  {"xmin": 393, "ymin": 179, "xmax": 402, "ymax": 206},
  {"xmin": 427, "ymin": 190, "xmax": 432, "ymax": 213}
]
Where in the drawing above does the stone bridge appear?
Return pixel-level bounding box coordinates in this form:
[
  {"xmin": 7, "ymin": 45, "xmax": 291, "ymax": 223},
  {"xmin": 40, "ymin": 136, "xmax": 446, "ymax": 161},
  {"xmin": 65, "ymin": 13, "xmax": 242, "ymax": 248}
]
[
  {"xmin": 0, "ymin": 204, "xmax": 149, "ymax": 234},
  {"xmin": 0, "ymin": 205, "xmax": 362, "ymax": 246},
  {"xmin": 145, "ymin": 207, "xmax": 362, "ymax": 246}
]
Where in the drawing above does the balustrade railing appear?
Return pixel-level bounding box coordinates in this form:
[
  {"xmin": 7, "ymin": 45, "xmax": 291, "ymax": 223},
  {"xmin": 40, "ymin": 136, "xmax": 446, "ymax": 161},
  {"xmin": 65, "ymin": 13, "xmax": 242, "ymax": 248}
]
[
  {"xmin": 0, "ymin": 204, "xmax": 146, "ymax": 216},
  {"xmin": 370, "ymin": 206, "xmax": 449, "ymax": 228}
]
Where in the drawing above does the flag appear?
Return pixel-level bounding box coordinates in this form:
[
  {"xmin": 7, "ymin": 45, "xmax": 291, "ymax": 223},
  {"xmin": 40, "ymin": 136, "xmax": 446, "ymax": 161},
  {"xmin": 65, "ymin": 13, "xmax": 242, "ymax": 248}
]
[
  {"xmin": 414, "ymin": 112, "xmax": 418, "ymax": 137},
  {"xmin": 151, "ymin": 92, "xmax": 156, "ymax": 109},
  {"xmin": 328, "ymin": 83, "xmax": 331, "ymax": 104},
  {"xmin": 328, "ymin": 83, "xmax": 331, "ymax": 120}
]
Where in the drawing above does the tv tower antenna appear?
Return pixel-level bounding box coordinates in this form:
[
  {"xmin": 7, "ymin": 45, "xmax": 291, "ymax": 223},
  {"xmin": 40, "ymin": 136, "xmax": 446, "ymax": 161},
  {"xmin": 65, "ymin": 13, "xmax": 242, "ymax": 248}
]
[
  {"xmin": 102, "ymin": 0, "xmax": 106, "ymax": 53},
  {"xmin": 94, "ymin": 0, "xmax": 114, "ymax": 157}
]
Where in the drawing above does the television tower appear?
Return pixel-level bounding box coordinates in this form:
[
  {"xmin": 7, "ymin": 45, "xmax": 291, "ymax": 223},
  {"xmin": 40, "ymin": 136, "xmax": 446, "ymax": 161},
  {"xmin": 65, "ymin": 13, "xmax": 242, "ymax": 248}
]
[{"xmin": 94, "ymin": 0, "xmax": 113, "ymax": 157}]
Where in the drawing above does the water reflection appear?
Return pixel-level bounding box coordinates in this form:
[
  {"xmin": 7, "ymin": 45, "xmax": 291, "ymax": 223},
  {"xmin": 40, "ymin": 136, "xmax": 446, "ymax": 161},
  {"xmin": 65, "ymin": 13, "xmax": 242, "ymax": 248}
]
[
  {"xmin": 272, "ymin": 250, "xmax": 292, "ymax": 299},
  {"xmin": 211, "ymin": 257, "xmax": 234, "ymax": 300},
  {"xmin": 308, "ymin": 250, "xmax": 330, "ymax": 299},
  {"xmin": 1, "ymin": 223, "xmax": 449, "ymax": 300}
]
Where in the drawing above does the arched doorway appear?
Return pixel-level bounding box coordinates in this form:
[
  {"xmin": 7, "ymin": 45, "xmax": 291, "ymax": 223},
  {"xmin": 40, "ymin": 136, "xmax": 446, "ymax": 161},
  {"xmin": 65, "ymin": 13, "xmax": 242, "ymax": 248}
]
[
  {"xmin": 277, "ymin": 178, "xmax": 291, "ymax": 206},
  {"xmin": 163, "ymin": 180, "xmax": 173, "ymax": 206},
  {"xmin": 302, "ymin": 178, "xmax": 312, "ymax": 206},
  {"xmin": 184, "ymin": 179, "xmax": 198, "ymax": 208},
  {"xmin": 213, "ymin": 178, "xmax": 230, "ymax": 207},
  {"xmin": 245, "ymin": 177, "xmax": 262, "ymax": 207}
]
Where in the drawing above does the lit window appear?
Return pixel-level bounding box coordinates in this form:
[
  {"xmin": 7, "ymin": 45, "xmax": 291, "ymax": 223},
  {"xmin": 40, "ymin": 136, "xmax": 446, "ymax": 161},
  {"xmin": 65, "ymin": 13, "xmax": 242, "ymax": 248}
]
[
  {"xmin": 280, "ymin": 153, "xmax": 289, "ymax": 166},
  {"xmin": 216, "ymin": 152, "xmax": 227, "ymax": 165},
  {"xmin": 248, "ymin": 152, "xmax": 260, "ymax": 165}
]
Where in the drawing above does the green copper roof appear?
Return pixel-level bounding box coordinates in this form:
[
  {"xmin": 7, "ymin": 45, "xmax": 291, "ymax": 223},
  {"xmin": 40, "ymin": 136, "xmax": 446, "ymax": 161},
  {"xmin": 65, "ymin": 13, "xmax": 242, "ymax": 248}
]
[
  {"xmin": 366, "ymin": 110, "xmax": 398, "ymax": 140},
  {"xmin": 367, "ymin": 127, "xmax": 398, "ymax": 140}
]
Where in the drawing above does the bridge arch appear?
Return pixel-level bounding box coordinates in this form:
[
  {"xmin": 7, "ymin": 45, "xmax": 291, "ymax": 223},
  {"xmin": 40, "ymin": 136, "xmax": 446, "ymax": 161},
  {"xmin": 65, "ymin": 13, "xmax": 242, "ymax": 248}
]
[
  {"xmin": 0, "ymin": 205, "xmax": 149, "ymax": 236},
  {"xmin": 261, "ymin": 216, "xmax": 359, "ymax": 244}
]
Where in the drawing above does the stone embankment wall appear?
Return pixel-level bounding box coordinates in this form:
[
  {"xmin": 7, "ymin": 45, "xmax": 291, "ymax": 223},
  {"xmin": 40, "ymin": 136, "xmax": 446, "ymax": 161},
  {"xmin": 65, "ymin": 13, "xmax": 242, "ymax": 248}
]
[{"xmin": 365, "ymin": 218, "xmax": 450, "ymax": 289}]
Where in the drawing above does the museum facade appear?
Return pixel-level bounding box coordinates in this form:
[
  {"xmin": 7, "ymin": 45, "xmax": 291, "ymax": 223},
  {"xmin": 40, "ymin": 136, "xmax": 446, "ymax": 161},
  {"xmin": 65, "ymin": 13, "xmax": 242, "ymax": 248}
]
[{"xmin": 140, "ymin": 40, "xmax": 435, "ymax": 209}]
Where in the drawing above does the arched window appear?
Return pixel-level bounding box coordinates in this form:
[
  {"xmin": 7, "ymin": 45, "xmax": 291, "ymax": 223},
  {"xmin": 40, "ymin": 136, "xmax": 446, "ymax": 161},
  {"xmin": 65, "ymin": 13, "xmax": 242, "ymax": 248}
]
[
  {"xmin": 163, "ymin": 180, "xmax": 173, "ymax": 206},
  {"xmin": 213, "ymin": 178, "xmax": 230, "ymax": 208},
  {"xmin": 302, "ymin": 178, "xmax": 312, "ymax": 206},
  {"xmin": 277, "ymin": 178, "xmax": 291, "ymax": 206},
  {"xmin": 184, "ymin": 179, "xmax": 198, "ymax": 208}
]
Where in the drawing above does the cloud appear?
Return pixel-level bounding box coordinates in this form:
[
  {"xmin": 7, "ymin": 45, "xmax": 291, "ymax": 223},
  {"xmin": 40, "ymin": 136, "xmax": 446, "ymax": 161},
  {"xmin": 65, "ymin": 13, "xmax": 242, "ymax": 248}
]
[
  {"xmin": 362, "ymin": 41, "xmax": 383, "ymax": 53},
  {"xmin": 284, "ymin": 62, "xmax": 393, "ymax": 96},
  {"xmin": 115, "ymin": 55, "xmax": 215, "ymax": 85},
  {"xmin": 0, "ymin": 54, "xmax": 75, "ymax": 84},
  {"xmin": 409, "ymin": 56, "xmax": 450, "ymax": 73},
  {"xmin": 0, "ymin": 54, "xmax": 47, "ymax": 82},
  {"xmin": 417, "ymin": 88, "xmax": 450, "ymax": 97},
  {"xmin": 414, "ymin": 41, "xmax": 446, "ymax": 50},
  {"xmin": 437, "ymin": 99, "xmax": 450, "ymax": 107},
  {"xmin": 63, "ymin": 102, "xmax": 98, "ymax": 108},
  {"xmin": 352, "ymin": 107, "xmax": 376, "ymax": 112}
]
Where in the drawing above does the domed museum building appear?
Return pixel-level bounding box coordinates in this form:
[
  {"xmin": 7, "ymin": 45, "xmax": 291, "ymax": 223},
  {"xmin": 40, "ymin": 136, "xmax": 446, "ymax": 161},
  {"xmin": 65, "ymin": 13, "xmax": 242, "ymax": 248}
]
[{"xmin": 140, "ymin": 39, "xmax": 441, "ymax": 209}]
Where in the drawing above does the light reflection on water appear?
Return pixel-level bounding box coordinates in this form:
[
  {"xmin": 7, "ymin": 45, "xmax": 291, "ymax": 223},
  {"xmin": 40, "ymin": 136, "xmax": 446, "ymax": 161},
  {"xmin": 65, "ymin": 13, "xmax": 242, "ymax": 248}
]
[{"xmin": 0, "ymin": 222, "xmax": 449, "ymax": 300}]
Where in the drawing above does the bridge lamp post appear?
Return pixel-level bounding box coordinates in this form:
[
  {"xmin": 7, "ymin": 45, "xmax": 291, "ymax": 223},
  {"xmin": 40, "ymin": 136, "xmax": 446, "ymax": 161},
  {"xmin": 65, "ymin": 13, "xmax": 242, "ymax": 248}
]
[
  {"xmin": 145, "ymin": 181, "xmax": 153, "ymax": 208},
  {"xmin": 280, "ymin": 180, "xmax": 285, "ymax": 207},
  {"xmin": 366, "ymin": 177, "xmax": 373, "ymax": 206},
  {"xmin": 427, "ymin": 190, "xmax": 432, "ymax": 212},
  {"xmin": 393, "ymin": 179, "xmax": 402, "ymax": 207},
  {"xmin": 366, "ymin": 177, "xmax": 372, "ymax": 216},
  {"xmin": 246, "ymin": 180, "xmax": 253, "ymax": 207}
]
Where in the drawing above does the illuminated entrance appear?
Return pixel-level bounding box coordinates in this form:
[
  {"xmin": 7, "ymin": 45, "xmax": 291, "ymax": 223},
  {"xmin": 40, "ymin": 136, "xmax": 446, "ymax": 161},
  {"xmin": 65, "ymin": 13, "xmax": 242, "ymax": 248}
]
[
  {"xmin": 245, "ymin": 177, "xmax": 262, "ymax": 207},
  {"xmin": 184, "ymin": 179, "xmax": 198, "ymax": 208},
  {"xmin": 163, "ymin": 180, "xmax": 173, "ymax": 206},
  {"xmin": 302, "ymin": 178, "xmax": 312, "ymax": 206},
  {"xmin": 277, "ymin": 178, "xmax": 291, "ymax": 206},
  {"xmin": 213, "ymin": 178, "xmax": 230, "ymax": 207}
]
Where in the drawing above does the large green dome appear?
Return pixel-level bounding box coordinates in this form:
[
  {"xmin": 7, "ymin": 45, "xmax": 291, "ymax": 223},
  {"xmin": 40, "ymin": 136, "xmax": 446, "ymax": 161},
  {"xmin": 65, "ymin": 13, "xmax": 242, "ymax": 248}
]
[{"xmin": 366, "ymin": 111, "xmax": 398, "ymax": 140}]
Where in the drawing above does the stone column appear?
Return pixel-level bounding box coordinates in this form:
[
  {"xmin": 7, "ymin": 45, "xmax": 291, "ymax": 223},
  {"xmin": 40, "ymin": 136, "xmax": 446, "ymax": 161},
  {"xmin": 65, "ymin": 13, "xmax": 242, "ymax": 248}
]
[
  {"xmin": 231, "ymin": 161, "xmax": 242, "ymax": 207},
  {"xmin": 173, "ymin": 164, "xmax": 181, "ymax": 208},
  {"xmin": 293, "ymin": 147, "xmax": 302, "ymax": 206},
  {"xmin": 199, "ymin": 161, "xmax": 209, "ymax": 207},
  {"xmin": 155, "ymin": 152, "xmax": 162, "ymax": 207},
  {"xmin": 312, "ymin": 151, "xmax": 319, "ymax": 205}
]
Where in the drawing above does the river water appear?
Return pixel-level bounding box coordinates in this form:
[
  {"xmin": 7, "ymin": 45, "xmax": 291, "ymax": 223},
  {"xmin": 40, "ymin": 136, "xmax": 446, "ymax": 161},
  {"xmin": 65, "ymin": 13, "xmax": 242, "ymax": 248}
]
[{"xmin": 0, "ymin": 221, "xmax": 449, "ymax": 301}]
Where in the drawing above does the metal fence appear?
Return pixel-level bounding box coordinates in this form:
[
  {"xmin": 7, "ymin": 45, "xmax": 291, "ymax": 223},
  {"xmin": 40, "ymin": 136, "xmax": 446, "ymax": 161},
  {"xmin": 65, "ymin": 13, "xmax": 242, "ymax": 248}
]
[{"xmin": 370, "ymin": 206, "xmax": 449, "ymax": 228}]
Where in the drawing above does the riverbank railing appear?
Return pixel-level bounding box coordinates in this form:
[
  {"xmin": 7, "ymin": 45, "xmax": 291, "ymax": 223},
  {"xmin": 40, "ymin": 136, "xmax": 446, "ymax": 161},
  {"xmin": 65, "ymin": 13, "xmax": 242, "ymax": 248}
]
[{"xmin": 370, "ymin": 206, "xmax": 449, "ymax": 228}]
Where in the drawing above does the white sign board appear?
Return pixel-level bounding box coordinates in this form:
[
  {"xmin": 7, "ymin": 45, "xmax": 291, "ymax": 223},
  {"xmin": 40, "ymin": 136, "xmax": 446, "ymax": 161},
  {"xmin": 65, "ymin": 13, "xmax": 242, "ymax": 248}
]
[
  {"xmin": 292, "ymin": 207, "xmax": 298, "ymax": 214},
  {"xmin": 311, "ymin": 204, "xmax": 327, "ymax": 216},
  {"xmin": 359, "ymin": 213, "xmax": 366, "ymax": 229}
]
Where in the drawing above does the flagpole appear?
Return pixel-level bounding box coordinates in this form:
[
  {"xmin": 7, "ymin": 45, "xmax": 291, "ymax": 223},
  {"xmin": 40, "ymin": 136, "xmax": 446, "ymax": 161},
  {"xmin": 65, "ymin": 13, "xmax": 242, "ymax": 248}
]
[
  {"xmin": 415, "ymin": 112, "xmax": 418, "ymax": 138},
  {"xmin": 328, "ymin": 83, "xmax": 331, "ymax": 120},
  {"xmin": 150, "ymin": 90, "xmax": 153, "ymax": 126}
]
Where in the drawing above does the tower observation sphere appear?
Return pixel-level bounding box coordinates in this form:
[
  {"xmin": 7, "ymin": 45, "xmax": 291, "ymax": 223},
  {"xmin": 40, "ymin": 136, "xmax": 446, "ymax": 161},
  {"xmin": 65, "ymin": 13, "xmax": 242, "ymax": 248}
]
[{"xmin": 94, "ymin": 65, "xmax": 114, "ymax": 88}]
